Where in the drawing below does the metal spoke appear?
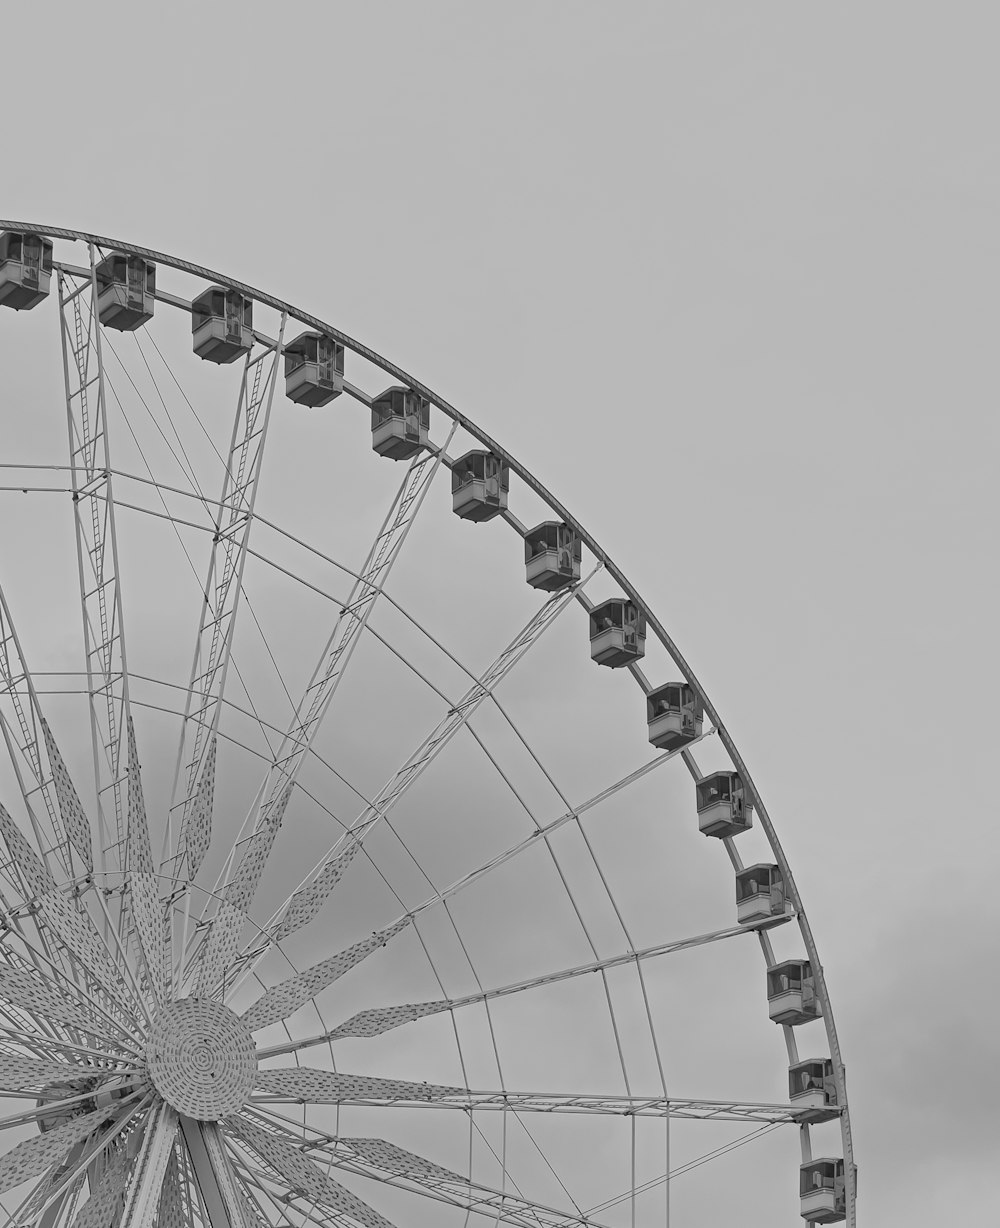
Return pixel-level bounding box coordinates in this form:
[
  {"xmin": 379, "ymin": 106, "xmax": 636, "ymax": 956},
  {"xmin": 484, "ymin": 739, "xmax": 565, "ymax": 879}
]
[
  {"xmin": 11, "ymin": 1101, "xmax": 146, "ymax": 1228},
  {"xmin": 239, "ymin": 920, "xmax": 408, "ymax": 1033},
  {"xmin": 253, "ymin": 1068, "xmax": 462, "ymax": 1104},
  {"xmin": 0, "ymin": 1096, "xmax": 134, "ymax": 1194},
  {"xmin": 0, "ymin": 590, "xmax": 78, "ymax": 881},
  {"xmin": 0, "ymin": 1024, "xmax": 137, "ymax": 1065},
  {"xmin": 0, "ymin": 802, "xmax": 56, "ymax": 898},
  {"xmin": 228, "ymin": 734, "xmax": 708, "ymax": 1006},
  {"xmin": 41, "ymin": 719, "xmax": 94, "ymax": 875},
  {"xmin": 229, "ymin": 1154, "xmax": 370, "ymax": 1228},
  {"xmin": 258, "ymin": 917, "xmax": 785, "ymax": 1057},
  {"xmin": 226, "ymin": 1114, "xmax": 396, "ymax": 1228},
  {"xmin": 189, "ymin": 435, "xmax": 454, "ymax": 994},
  {"xmin": 0, "ymin": 1053, "xmax": 120, "ymax": 1094},
  {"xmin": 259, "ymin": 570, "xmax": 589, "ymax": 957},
  {"xmin": 125, "ymin": 719, "xmax": 166, "ymax": 1004},
  {"xmin": 245, "ymin": 1106, "xmax": 603, "ymax": 1228},
  {"xmin": 253, "ymin": 1080, "xmax": 820, "ymax": 1124},
  {"xmin": 0, "ymin": 961, "xmax": 120, "ymax": 1040},
  {"xmin": 168, "ymin": 322, "xmax": 288, "ymax": 890},
  {"xmin": 36, "ymin": 891, "xmax": 134, "ymax": 1012},
  {"xmin": 57, "ymin": 250, "xmax": 134, "ymax": 884}
]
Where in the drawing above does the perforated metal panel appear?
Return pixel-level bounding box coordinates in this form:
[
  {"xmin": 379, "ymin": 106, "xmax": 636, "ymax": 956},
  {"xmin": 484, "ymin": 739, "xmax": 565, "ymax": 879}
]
[
  {"xmin": 272, "ymin": 845, "xmax": 357, "ymax": 942},
  {"xmin": 38, "ymin": 891, "xmax": 130, "ymax": 1006},
  {"xmin": 0, "ymin": 963, "xmax": 112, "ymax": 1035},
  {"xmin": 131, "ymin": 870, "xmax": 166, "ymax": 1003},
  {"xmin": 41, "ymin": 719, "xmax": 93, "ymax": 872},
  {"xmin": 0, "ymin": 1101, "xmax": 119, "ymax": 1193},
  {"xmin": 155, "ymin": 1151, "xmax": 187, "ymax": 1228},
  {"xmin": 226, "ymin": 1115, "xmax": 395, "ymax": 1228},
  {"xmin": 254, "ymin": 1067, "xmax": 462, "ymax": 1104},
  {"xmin": 194, "ymin": 901, "xmax": 244, "ymax": 1000},
  {"xmin": 224, "ymin": 783, "xmax": 292, "ymax": 915},
  {"xmin": 195, "ymin": 784, "xmax": 294, "ymax": 999},
  {"xmin": 70, "ymin": 1150, "xmax": 130, "ymax": 1228},
  {"xmin": 126, "ymin": 718, "xmax": 154, "ymax": 878},
  {"xmin": 145, "ymin": 998, "xmax": 256, "ymax": 1120},
  {"xmin": 0, "ymin": 802, "xmax": 56, "ymax": 897},
  {"xmin": 342, "ymin": 1136, "xmax": 461, "ymax": 1184},
  {"xmin": 327, "ymin": 1000, "xmax": 445, "ymax": 1040},
  {"xmin": 184, "ymin": 738, "xmax": 216, "ymax": 879},
  {"xmin": 241, "ymin": 920, "xmax": 409, "ymax": 1034},
  {"xmin": 0, "ymin": 1053, "xmax": 106, "ymax": 1093}
]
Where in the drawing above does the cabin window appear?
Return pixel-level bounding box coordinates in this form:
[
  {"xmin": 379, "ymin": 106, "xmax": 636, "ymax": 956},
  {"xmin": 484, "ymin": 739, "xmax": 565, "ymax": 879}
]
[
  {"xmin": 737, "ymin": 870, "xmax": 769, "ymax": 900},
  {"xmin": 697, "ymin": 775, "xmax": 731, "ymax": 808},
  {"xmin": 800, "ymin": 1164, "xmax": 838, "ymax": 1195},
  {"xmin": 790, "ymin": 1064, "xmax": 826, "ymax": 1096}
]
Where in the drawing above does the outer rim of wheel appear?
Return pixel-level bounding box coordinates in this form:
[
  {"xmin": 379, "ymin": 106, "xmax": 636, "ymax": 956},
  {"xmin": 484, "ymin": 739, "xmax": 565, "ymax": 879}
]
[{"xmin": 0, "ymin": 219, "xmax": 855, "ymax": 1221}]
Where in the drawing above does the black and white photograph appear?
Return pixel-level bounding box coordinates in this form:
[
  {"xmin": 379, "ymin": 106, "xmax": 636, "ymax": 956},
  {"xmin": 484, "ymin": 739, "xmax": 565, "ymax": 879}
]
[{"xmin": 0, "ymin": 4, "xmax": 993, "ymax": 1225}]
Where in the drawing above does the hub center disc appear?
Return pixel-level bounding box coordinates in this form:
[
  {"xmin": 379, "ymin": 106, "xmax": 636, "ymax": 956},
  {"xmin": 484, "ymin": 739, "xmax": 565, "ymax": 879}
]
[{"xmin": 145, "ymin": 998, "xmax": 256, "ymax": 1119}]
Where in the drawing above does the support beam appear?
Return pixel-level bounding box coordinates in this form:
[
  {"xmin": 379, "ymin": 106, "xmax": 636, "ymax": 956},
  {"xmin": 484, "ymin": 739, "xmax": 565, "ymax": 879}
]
[
  {"xmin": 180, "ymin": 1117, "xmax": 250, "ymax": 1228},
  {"xmin": 120, "ymin": 1102, "xmax": 178, "ymax": 1228}
]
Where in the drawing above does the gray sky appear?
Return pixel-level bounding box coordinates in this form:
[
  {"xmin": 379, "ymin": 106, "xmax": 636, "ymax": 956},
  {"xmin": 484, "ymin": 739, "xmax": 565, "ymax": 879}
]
[{"xmin": 2, "ymin": 1, "xmax": 997, "ymax": 1222}]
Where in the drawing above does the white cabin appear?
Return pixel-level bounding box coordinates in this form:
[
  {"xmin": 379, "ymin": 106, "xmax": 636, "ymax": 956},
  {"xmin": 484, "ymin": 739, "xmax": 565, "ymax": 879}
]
[
  {"xmin": 767, "ymin": 959, "xmax": 821, "ymax": 1026},
  {"xmin": 0, "ymin": 233, "xmax": 52, "ymax": 311},
  {"xmin": 646, "ymin": 682, "xmax": 702, "ymax": 751},
  {"xmin": 285, "ymin": 331, "xmax": 344, "ymax": 406},
  {"xmin": 799, "ymin": 1158, "xmax": 848, "ymax": 1223},
  {"xmin": 524, "ymin": 522, "xmax": 581, "ymax": 591},
  {"xmin": 191, "ymin": 286, "xmax": 253, "ymax": 364},
  {"xmin": 371, "ymin": 386, "xmax": 429, "ymax": 459},
  {"xmin": 695, "ymin": 771, "xmax": 751, "ymax": 838},
  {"xmin": 589, "ymin": 599, "xmax": 646, "ymax": 668},
  {"xmin": 96, "ymin": 253, "xmax": 155, "ymax": 331},
  {"xmin": 789, "ymin": 1058, "xmax": 839, "ymax": 1123},
  {"xmin": 452, "ymin": 451, "xmax": 509, "ymax": 521},
  {"xmin": 735, "ymin": 863, "xmax": 787, "ymax": 924}
]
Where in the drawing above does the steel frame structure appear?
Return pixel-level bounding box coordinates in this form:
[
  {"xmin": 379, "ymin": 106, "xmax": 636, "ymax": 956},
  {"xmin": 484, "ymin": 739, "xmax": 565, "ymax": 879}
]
[{"xmin": 0, "ymin": 221, "xmax": 855, "ymax": 1228}]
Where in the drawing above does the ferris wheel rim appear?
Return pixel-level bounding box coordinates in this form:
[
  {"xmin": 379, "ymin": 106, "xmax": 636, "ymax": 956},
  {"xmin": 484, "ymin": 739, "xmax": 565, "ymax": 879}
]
[{"xmin": 0, "ymin": 219, "xmax": 853, "ymax": 1222}]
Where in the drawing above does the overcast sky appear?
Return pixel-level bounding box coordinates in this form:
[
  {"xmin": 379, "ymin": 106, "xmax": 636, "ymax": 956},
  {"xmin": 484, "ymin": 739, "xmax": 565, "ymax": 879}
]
[{"xmin": 1, "ymin": 2, "xmax": 997, "ymax": 1223}]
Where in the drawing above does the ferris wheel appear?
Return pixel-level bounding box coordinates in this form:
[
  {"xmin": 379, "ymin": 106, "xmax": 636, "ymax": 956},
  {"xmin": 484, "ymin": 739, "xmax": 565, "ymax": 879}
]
[{"xmin": 0, "ymin": 223, "xmax": 855, "ymax": 1228}]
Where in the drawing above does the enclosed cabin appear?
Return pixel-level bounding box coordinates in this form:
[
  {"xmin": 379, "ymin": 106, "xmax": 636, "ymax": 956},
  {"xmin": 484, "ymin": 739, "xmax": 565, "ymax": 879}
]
[
  {"xmin": 590, "ymin": 599, "xmax": 646, "ymax": 668},
  {"xmin": 191, "ymin": 286, "xmax": 253, "ymax": 364},
  {"xmin": 524, "ymin": 522, "xmax": 581, "ymax": 591},
  {"xmin": 452, "ymin": 451, "xmax": 509, "ymax": 521},
  {"xmin": 285, "ymin": 331, "xmax": 344, "ymax": 407},
  {"xmin": 767, "ymin": 958, "xmax": 821, "ymax": 1026},
  {"xmin": 371, "ymin": 386, "xmax": 430, "ymax": 459},
  {"xmin": 735, "ymin": 863, "xmax": 787, "ymax": 924},
  {"xmin": 96, "ymin": 253, "xmax": 155, "ymax": 331},
  {"xmin": 647, "ymin": 682, "xmax": 703, "ymax": 751},
  {"xmin": 789, "ymin": 1058, "xmax": 839, "ymax": 1123},
  {"xmin": 695, "ymin": 771, "xmax": 751, "ymax": 838},
  {"xmin": 799, "ymin": 1158, "xmax": 848, "ymax": 1223},
  {"xmin": 0, "ymin": 232, "xmax": 53, "ymax": 311}
]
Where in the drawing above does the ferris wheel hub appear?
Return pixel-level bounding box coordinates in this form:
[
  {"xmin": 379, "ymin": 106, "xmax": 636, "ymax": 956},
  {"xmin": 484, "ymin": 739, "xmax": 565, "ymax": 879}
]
[{"xmin": 145, "ymin": 998, "xmax": 256, "ymax": 1119}]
